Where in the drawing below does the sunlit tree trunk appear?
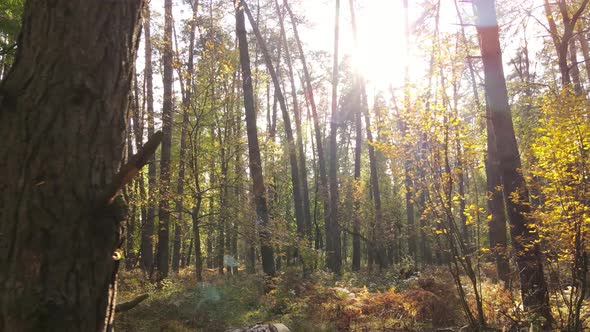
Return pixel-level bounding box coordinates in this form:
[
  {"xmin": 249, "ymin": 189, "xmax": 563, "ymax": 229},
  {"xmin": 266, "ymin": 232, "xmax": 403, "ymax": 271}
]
[
  {"xmin": 172, "ymin": 2, "xmax": 198, "ymax": 273},
  {"xmin": 234, "ymin": 0, "xmax": 275, "ymax": 277},
  {"xmin": 543, "ymin": 0, "xmax": 589, "ymax": 88},
  {"xmin": 157, "ymin": 0, "xmax": 174, "ymax": 280},
  {"xmin": 141, "ymin": 3, "xmax": 157, "ymax": 275},
  {"xmin": 0, "ymin": 0, "xmax": 144, "ymax": 329},
  {"xmin": 402, "ymin": 0, "xmax": 416, "ymax": 261},
  {"xmin": 243, "ymin": 1, "xmax": 305, "ymax": 246},
  {"xmin": 274, "ymin": 0, "xmax": 313, "ymax": 244},
  {"xmin": 474, "ymin": 0, "xmax": 552, "ymax": 323},
  {"xmin": 324, "ymin": 0, "xmax": 343, "ymax": 274},
  {"xmin": 284, "ymin": 0, "xmax": 330, "ymax": 253}
]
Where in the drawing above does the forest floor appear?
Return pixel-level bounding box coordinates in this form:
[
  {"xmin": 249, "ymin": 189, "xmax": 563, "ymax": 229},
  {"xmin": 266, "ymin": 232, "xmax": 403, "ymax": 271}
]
[{"xmin": 114, "ymin": 264, "xmax": 541, "ymax": 331}]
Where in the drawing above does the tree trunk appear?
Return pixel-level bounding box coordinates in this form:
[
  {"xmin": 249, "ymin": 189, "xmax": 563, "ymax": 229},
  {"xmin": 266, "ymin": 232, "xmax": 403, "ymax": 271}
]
[
  {"xmin": 284, "ymin": 0, "xmax": 330, "ymax": 254},
  {"xmin": 454, "ymin": 0, "xmax": 509, "ymax": 284},
  {"xmin": 485, "ymin": 112, "xmax": 511, "ymax": 287},
  {"xmin": 474, "ymin": 0, "xmax": 552, "ymax": 323},
  {"xmin": 326, "ymin": 0, "xmax": 343, "ymax": 274},
  {"xmin": 234, "ymin": 0, "xmax": 275, "ymax": 277},
  {"xmin": 172, "ymin": 0, "xmax": 198, "ymax": 274},
  {"xmin": 141, "ymin": 3, "xmax": 157, "ymax": 274},
  {"xmin": 157, "ymin": 0, "xmax": 174, "ymax": 280},
  {"xmin": 242, "ymin": 0, "xmax": 305, "ymax": 243},
  {"xmin": 402, "ymin": 0, "xmax": 416, "ymax": 261},
  {"xmin": 0, "ymin": 0, "xmax": 144, "ymax": 330},
  {"xmin": 192, "ymin": 197, "xmax": 203, "ymax": 282},
  {"xmin": 274, "ymin": 0, "xmax": 313, "ymax": 243}
]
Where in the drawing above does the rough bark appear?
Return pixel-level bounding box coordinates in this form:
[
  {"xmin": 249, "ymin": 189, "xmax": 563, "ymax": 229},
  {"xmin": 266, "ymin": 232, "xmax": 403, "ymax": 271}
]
[
  {"xmin": 234, "ymin": 0, "xmax": 275, "ymax": 277},
  {"xmin": 0, "ymin": 0, "xmax": 144, "ymax": 330},
  {"xmin": 474, "ymin": 0, "xmax": 552, "ymax": 323}
]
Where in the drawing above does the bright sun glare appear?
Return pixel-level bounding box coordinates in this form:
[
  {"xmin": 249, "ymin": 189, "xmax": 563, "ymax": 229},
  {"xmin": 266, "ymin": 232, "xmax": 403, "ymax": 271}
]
[{"xmin": 349, "ymin": 1, "xmax": 409, "ymax": 91}]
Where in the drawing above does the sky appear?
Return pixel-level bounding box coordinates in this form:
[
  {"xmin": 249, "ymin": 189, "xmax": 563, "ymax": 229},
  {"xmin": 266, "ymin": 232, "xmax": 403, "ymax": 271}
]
[{"xmin": 143, "ymin": 0, "xmax": 550, "ymax": 113}]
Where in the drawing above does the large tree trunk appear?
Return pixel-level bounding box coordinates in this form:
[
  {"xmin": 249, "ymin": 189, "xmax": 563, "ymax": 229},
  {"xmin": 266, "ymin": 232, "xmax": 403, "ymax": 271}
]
[
  {"xmin": 485, "ymin": 112, "xmax": 511, "ymax": 286},
  {"xmin": 141, "ymin": 3, "xmax": 157, "ymax": 275},
  {"xmin": 454, "ymin": 0, "xmax": 509, "ymax": 284},
  {"xmin": 0, "ymin": 0, "xmax": 144, "ymax": 330},
  {"xmin": 234, "ymin": 0, "xmax": 275, "ymax": 277},
  {"xmin": 474, "ymin": 0, "xmax": 552, "ymax": 323}
]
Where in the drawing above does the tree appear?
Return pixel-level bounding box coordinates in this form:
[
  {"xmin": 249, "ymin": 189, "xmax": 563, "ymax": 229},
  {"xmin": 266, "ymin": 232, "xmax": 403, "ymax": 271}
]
[
  {"xmin": 157, "ymin": 0, "xmax": 174, "ymax": 280},
  {"xmin": 274, "ymin": 0, "xmax": 313, "ymax": 243},
  {"xmin": 327, "ymin": 0, "xmax": 343, "ymax": 274},
  {"xmin": 284, "ymin": 0, "xmax": 330, "ymax": 256},
  {"xmin": 141, "ymin": 3, "xmax": 157, "ymax": 274},
  {"xmin": 0, "ymin": 0, "xmax": 145, "ymax": 330},
  {"xmin": 234, "ymin": 0, "xmax": 275, "ymax": 277},
  {"xmin": 474, "ymin": 0, "xmax": 552, "ymax": 324},
  {"xmin": 242, "ymin": 0, "xmax": 306, "ymax": 247}
]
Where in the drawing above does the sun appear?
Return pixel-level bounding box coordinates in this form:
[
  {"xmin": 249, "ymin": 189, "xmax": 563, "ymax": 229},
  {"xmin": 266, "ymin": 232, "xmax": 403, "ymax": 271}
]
[{"xmin": 348, "ymin": 1, "xmax": 410, "ymax": 92}]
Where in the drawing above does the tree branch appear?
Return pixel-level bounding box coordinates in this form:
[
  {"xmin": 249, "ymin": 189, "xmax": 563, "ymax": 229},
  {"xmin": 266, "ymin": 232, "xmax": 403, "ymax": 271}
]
[
  {"xmin": 115, "ymin": 293, "xmax": 149, "ymax": 312},
  {"xmin": 103, "ymin": 131, "xmax": 163, "ymax": 206}
]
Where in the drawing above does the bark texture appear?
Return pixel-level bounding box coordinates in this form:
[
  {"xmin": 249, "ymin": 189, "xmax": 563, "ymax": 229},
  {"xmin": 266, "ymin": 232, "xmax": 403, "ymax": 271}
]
[{"xmin": 0, "ymin": 0, "xmax": 144, "ymax": 330}]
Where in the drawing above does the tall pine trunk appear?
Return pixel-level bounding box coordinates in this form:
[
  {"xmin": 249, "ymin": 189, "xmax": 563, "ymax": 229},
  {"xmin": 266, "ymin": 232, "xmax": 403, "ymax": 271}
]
[
  {"xmin": 242, "ymin": 0, "xmax": 306, "ymax": 243},
  {"xmin": 474, "ymin": 0, "xmax": 551, "ymax": 323},
  {"xmin": 234, "ymin": 0, "xmax": 275, "ymax": 277},
  {"xmin": 141, "ymin": 3, "xmax": 157, "ymax": 274},
  {"xmin": 0, "ymin": 0, "xmax": 144, "ymax": 330},
  {"xmin": 157, "ymin": 0, "xmax": 174, "ymax": 280},
  {"xmin": 284, "ymin": 0, "xmax": 330, "ymax": 253},
  {"xmin": 326, "ymin": 0, "xmax": 343, "ymax": 274},
  {"xmin": 274, "ymin": 0, "xmax": 313, "ymax": 243}
]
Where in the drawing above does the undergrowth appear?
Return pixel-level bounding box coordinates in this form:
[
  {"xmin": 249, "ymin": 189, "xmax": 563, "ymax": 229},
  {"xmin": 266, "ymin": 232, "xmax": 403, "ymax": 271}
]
[{"xmin": 115, "ymin": 264, "xmax": 586, "ymax": 331}]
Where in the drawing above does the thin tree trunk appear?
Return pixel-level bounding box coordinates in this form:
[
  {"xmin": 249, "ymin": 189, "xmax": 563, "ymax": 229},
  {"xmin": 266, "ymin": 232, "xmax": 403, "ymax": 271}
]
[
  {"xmin": 569, "ymin": 38, "xmax": 583, "ymax": 93},
  {"xmin": 156, "ymin": 0, "xmax": 174, "ymax": 280},
  {"xmin": 0, "ymin": 0, "xmax": 144, "ymax": 330},
  {"xmin": 326, "ymin": 0, "xmax": 343, "ymax": 274},
  {"xmin": 402, "ymin": 0, "xmax": 416, "ymax": 261},
  {"xmin": 242, "ymin": 0, "xmax": 305, "ymax": 243},
  {"xmin": 274, "ymin": 0, "xmax": 313, "ymax": 243},
  {"xmin": 577, "ymin": 29, "xmax": 590, "ymax": 86},
  {"xmin": 284, "ymin": 0, "xmax": 330, "ymax": 254},
  {"xmin": 141, "ymin": 3, "xmax": 156, "ymax": 274},
  {"xmin": 474, "ymin": 0, "xmax": 552, "ymax": 323},
  {"xmin": 234, "ymin": 0, "xmax": 275, "ymax": 277},
  {"xmin": 172, "ymin": 2, "xmax": 198, "ymax": 273},
  {"xmin": 192, "ymin": 196, "xmax": 203, "ymax": 282}
]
